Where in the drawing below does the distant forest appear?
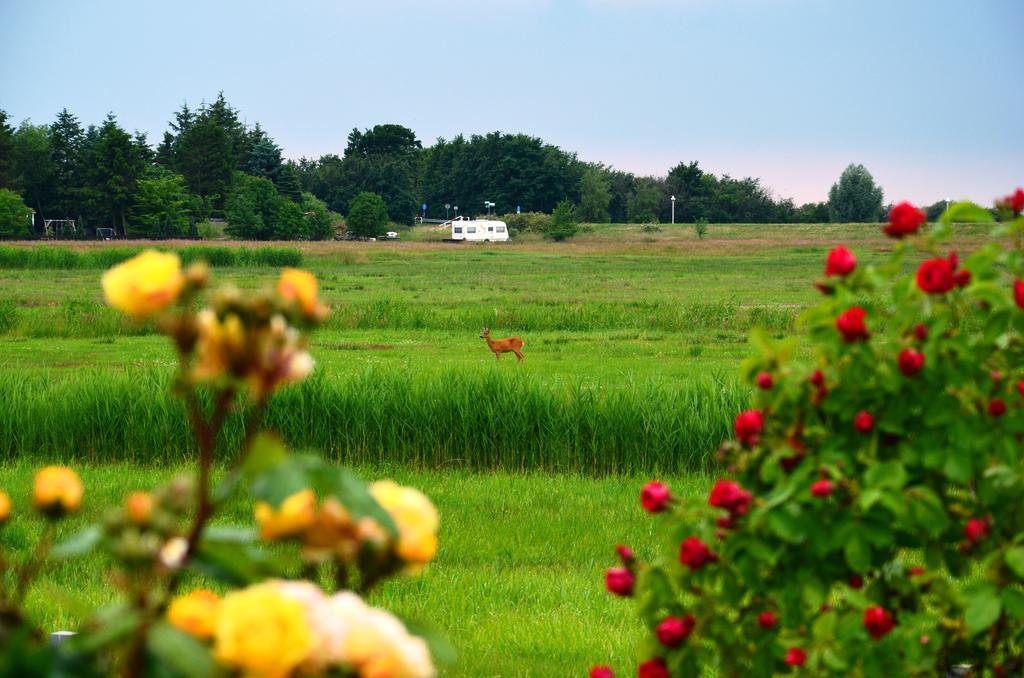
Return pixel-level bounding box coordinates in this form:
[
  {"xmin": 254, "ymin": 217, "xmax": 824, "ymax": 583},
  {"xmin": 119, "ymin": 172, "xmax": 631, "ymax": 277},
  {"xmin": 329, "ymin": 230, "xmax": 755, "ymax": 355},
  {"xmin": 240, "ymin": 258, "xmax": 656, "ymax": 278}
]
[{"xmin": 0, "ymin": 93, "xmax": 951, "ymax": 240}]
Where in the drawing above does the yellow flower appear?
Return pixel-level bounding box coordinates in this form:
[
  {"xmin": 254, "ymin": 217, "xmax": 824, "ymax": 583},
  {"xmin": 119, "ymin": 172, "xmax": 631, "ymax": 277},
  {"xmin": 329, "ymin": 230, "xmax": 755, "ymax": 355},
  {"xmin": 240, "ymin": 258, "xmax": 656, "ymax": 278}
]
[
  {"xmin": 168, "ymin": 589, "xmax": 221, "ymax": 640},
  {"xmin": 0, "ymin": 490, "xmax": 10, "ymax": 525},
  {"xmin": 278, "ymin": 268, "xmax": 326, "ymax": 320},
  {"xmin": 369, "ymin": 481, "xmax": 439, "ymax": 566},
  {"xmin": 254, "ymin": 489, "xmax": 316, "ymax": 541},
  {"xmin": 191, "ymin": 310, "xmax": 246, "ymax": 383},
  {"xmin": 331, "ymin": 593, "xmax": 434, "ymax": 678},
  {"xmin": 214, "ymin": 582, "xmax": 314, "ymax": 678},
  {"xmin": 125, "ymin": 491, "xmax": 154, "ymax": 525},
  {"xmin": 33, "ymin": 466, "xmax": 83, "ymax": 516},
  {"xmin": 101, "ymin": 250, "xmax": 184, "ymax": 319}
]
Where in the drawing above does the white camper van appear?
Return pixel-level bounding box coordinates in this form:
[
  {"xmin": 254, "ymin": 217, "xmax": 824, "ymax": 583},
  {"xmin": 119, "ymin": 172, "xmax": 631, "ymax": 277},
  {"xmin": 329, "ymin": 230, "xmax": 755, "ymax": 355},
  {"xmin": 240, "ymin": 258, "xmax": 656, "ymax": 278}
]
[{"xmin": 448, "ymin": 216, "xmax": 509, "ymax": 242}]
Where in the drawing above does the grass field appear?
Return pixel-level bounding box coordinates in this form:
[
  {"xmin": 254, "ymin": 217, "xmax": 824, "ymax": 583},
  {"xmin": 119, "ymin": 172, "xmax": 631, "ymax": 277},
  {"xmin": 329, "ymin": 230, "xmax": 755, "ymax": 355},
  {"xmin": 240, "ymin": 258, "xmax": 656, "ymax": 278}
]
[{"xmin": 0, "ymin": 221, "xmax": 996, "ymax": 674}]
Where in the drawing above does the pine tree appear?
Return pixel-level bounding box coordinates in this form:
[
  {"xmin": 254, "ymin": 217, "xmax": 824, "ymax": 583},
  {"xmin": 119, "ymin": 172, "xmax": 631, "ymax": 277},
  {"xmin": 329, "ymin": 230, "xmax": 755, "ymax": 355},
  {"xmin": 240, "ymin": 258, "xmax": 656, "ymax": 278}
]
[
  {"xmin": 275, "ymin": 163, "xmax": 303, "ymax": 203},
  {"xmin": 85, "ymin": 114, "xmax": 145, "ymax": 234},
  {"xmin": 246, "ymin": 135, "xmax": 283, "ymax": 181},
  {"xmin": 49, "ymin": 108, "xmax": 84, "ymax": 219},
  {"xmin": 177, "ymin": 115, "xmax": 232, "ymax": 210},
  {"xmin": 0, "ymin": 110, "xmax": 17, "ymax": 191}
]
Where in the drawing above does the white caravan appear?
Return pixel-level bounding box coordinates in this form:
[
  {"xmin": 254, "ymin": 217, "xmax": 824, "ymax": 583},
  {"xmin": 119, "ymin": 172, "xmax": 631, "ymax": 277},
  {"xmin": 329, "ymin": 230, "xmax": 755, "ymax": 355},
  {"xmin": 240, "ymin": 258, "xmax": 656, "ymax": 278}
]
[{"xmin": 448, "ymin": 216, "xmax": 510, "ymax": 242}]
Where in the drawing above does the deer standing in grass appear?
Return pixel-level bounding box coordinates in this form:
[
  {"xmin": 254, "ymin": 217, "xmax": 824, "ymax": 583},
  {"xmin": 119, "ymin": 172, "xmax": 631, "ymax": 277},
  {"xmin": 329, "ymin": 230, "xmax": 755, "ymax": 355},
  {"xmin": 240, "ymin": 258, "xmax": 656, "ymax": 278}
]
[{"xmin": 480, "ymin": 327, "xmax": 525, "ymax": 362}]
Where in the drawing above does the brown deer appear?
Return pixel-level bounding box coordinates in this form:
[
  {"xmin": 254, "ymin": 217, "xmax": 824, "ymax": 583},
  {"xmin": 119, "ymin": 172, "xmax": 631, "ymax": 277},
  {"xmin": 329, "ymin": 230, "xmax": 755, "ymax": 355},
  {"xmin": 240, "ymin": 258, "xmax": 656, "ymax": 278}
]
[{"xmin": 480, "ymin": 327, "xmax": 525, "ymax": 362}]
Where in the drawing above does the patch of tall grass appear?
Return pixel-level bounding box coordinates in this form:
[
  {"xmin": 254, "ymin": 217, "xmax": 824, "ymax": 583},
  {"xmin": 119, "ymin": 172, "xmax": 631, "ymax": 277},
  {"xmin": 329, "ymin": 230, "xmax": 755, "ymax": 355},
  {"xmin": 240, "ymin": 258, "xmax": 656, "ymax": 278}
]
[
  {"xmin": 0, "ymin": 245, "xmax": 302, "ymax": 269},
  {"xmin": 0, "ymin": 369, "xmax": 747, "ymax": 473}
]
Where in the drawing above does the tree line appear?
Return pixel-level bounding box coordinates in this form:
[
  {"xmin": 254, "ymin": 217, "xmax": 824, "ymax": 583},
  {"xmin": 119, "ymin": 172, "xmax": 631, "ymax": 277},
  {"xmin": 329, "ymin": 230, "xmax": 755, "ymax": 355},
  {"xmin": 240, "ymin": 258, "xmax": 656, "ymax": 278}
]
[{"xmin": 1, "ymin": 92, "xmax": 948, "ymax": 240}]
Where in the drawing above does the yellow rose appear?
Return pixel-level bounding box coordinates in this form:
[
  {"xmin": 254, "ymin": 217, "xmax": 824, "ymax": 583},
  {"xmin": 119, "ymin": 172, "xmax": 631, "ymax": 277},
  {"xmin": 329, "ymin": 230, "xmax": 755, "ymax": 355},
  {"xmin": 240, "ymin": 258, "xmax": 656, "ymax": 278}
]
[
  {"xmin": 331, "ymin": 594, "xmax": 434, "ymax": 678},
  {"xmin": 168, "ymin": 589, "xmax": 221, "ymax": 640},
  {"xmin": 278, "ymin": 268, "xmax": 325, "ymax": 319},
  {"xmin": 369, "ymin": 481, "xmax": 439, "ymax": 566},
  {"xmin": 0, "ymin": 490, "xmax": 10, "ymax": 525},
  {"xmin": 101, "ymin": 250, "xmax": 184, "ymax": 318},
  {"xmin": 254, "ymin": 489, "xmax": 316, "ymax": 541},
  {"xmin": 125, "ymin": 491, "xmax": 154, "ymax": 525},
  {"xmin": 214, "ymin": 582, "xmax": 314, "ymax": 678},
  {"xmin": 33, "ymin": 466, "xmax": 84, "ymax": 516}
]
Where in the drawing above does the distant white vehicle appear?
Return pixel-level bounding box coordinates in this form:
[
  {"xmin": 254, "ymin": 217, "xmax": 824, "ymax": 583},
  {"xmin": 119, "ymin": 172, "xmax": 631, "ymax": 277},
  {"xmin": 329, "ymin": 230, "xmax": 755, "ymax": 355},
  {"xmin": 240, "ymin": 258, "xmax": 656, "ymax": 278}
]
[
  {"xmin": 385, "ymin": 231, "xmax": 399, "ymax": 239},
  {"xmin": 446, "ymin": 216, "xmax": 509, "ymax": 242}
]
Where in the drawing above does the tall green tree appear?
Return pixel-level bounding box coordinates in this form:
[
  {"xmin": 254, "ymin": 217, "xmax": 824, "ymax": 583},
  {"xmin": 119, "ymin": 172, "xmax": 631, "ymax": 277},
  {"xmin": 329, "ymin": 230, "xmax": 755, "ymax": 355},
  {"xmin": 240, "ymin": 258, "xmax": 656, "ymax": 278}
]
[
  {"xmin": 331, "ymin": 125, "xmax": 422, "ymax": 222},
  {"xmin": 0, "ymin": 110, "xmax": 17, "ymax": 191},
  {"xmin": 346, "ymin": 191, "xmax": 389, "ymax": 238},
  {"xmin": 545, "ymin": 200, "xmax": 578, "ymax": 241},
  {"xmin": 0, "ymin": 188, "xmax": 32, "ymax": 238},
  {"xmin": 82, "ymin": 114, "xmax": 145, "ymax": 234},
  {"xmin": 177, "ymin": 115, "xmax": 233, "ymax": 210},
  {"xmin": 129, "ymin": 167, "xmax": 193, "ymax": 238},
  {"xmin": 225, "ymin": 172, "xmax": 303, "ymax": 240},
  {"xmin": 49, "ymin": 108, "xmax": 84, "ymax": 219},
  {"xmin": 12, "ymin": 122, "xmax": 56, "ymax": 224},
  {"xmin": 827, "ymin": 163, "xmax": 884, "ymax": 222},
  {"xmin": 627, "ymin": 177, "xmax": 662, "ymax": 223},
  {"xmin": 275, "ymin": 163, "xmax": 303, "ymax": 203},
  {"xmin": 300, "ymin": 192, "xmax": 335, "ymax": 240},
  {"xmin": 577, "ymin": 166, "xmax": 612, "ymax": 223},
  {"xmin": 246, "ymin": 134, "xmax": 284, "ymax": 181}
]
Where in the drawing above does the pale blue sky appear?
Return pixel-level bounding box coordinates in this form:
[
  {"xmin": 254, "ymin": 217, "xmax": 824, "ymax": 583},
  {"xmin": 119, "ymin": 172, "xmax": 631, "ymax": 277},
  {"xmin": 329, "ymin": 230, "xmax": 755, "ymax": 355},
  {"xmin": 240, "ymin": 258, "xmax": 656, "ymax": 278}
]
[{"xmin": 1, "ymin": 0, "xmax": 1021, "ymax": 204}]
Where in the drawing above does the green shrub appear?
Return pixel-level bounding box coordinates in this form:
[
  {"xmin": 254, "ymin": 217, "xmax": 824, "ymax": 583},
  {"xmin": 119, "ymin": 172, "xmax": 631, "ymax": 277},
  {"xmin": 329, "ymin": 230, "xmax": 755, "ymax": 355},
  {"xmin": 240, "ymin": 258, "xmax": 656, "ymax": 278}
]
[
  {"xmin": 0, "ymin": 188, "xmax": 32, "ymax": 239},
  {"xmin": 545, "ymin": 200, "xmax": 579, "ymax": 241}
]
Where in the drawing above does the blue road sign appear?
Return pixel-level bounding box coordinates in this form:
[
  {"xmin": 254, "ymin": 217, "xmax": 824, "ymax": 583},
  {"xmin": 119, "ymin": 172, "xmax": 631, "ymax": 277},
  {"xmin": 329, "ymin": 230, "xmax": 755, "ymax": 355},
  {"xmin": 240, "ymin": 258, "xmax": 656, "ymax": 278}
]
[
  {"xmin": 421, "ymin": 203, "xmax": 427, "ymax": 211},
  {"xmin": 516, "ymin": 205, "xmax": 521, "ymax": 214}
]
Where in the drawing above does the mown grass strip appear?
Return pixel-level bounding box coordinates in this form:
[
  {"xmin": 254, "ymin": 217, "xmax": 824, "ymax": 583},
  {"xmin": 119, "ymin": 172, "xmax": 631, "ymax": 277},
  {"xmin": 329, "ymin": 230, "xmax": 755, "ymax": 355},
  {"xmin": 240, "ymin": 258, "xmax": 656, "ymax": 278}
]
[{"xmin": 0, "ymin": 369, "xmax": 747, "ymax": 474}]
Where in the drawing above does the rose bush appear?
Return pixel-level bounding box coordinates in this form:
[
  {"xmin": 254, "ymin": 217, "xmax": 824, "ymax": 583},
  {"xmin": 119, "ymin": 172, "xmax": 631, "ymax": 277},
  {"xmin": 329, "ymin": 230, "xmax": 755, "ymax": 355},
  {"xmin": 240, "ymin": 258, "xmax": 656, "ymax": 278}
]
[
  {"xmin": 598, "ymin": 194, "xmax": 1024, "ymax": 676},
  {"xmin": 0, "ymin": 251, "xmax": 449, "ymax": 677}
]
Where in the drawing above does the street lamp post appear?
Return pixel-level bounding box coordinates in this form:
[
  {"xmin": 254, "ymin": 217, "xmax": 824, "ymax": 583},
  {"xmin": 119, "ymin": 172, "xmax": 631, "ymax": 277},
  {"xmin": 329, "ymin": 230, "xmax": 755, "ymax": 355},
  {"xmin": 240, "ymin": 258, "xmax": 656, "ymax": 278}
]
[
  {"xmin": 671, "ymin": 195, "xmax": 676, "ymax": 224},
  {"xmin": 484, "ymin": 201, "xmax": 494, "ymax": 215},
  {"xmin": 453, "ymin": 206, "xmax": 458, "ymax": 220},
  {"xmin": 445, "ymin": 203, "xmax": 451, "ymax": 220}
]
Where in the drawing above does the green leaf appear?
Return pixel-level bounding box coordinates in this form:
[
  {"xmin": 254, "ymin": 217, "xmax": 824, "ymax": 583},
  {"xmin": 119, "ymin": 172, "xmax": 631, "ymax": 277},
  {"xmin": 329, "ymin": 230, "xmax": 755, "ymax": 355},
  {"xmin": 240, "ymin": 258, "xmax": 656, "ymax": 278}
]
[
  {"xmin": 51, "ymin": 525, "xmax": 103, "ymax": 559},
  {"xmin": 309, "ymin": 465, "xmax": 397, "ymax": 537},
  {"xmin": 942, "ymin": 450, "xmax": 973, "ymax": 483},
  {"xmin": 192, "ymin": 537, "xmax": 285, "ymax": 586},
  {"xmin": 146, "ymin": 622, "xmax": 217, "ymax": 678},
  {"xmin": 964, "ymin": 584, "xmax": 1002, "ymax": 635},
  {"xmin": 401, "ymin": 618, "xmax": 456, "ymax": 668},
  {"xmin": 942, "ymin": 201, "xmax": 995, "ymax": 224},
  {"xmin": 1002, "ymin": 587, "xmax": 1024, "ymax": 620},
  {"xmin": 249, "ymin": 457, "xmax": 312, "ymax": 506},
  {"xmin": 766, "ymin": 506, "xmax": 805, "ymax": 544},
  {"xmin": 1005, "ymin": 547, "xmax": 1024, "ymax": 579},
  {"xmin": 864, "ymin": 461, "xmax": 907, "ymax": 490},
  {"xmin": 243, "ymin": 432, "xmax": 289, "ymax": 476},
  {"xmin": 844, "ymin": 533, "xmax": 871, "ymax": 573}
]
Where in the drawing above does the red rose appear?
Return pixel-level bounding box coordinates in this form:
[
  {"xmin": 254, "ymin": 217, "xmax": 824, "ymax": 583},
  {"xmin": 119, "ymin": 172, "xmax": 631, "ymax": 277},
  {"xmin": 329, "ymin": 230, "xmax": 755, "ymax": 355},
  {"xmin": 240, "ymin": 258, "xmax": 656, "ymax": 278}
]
[
  {"xmin": 734, "ymin": 410, "xmax": 765, "ymax": 446},
  {"xmin": 590, "ymin": 667, "xmax": 614, "ymax": 678},
  {"xmin": 810, "ymin": 478, "xmax": 834, "ymax": 498},
  {"xmin": 641, "ymin": 481, "xmax": 671, "ymax": 513},
  {"xmin": 616, "ymin": 544, "xmax": 635, "ymax": 565},
  {"xmin": 989, "ymin": 399, "xmax": 1007, "ymax": 417},
  {"xmin": 785, "ymin": 648, "xmax": 807, "ymax": 667},
  {"xmin": 605, "ymin": 567, "xmax": 635, "ymax": 597},
  {"xmin": 679, "ymin": 536, "xmax": 716, "ymax": 570},
  {"xmin": 757, "ymin": 611, "xmax": 778, "ymax": 629},
  {"xmin": 916, "ymin": 258, "xmax": 956, "ymax": 294},
  {"xmin": 809, "ymin": 369, "xmax": 825, "ymax": 387},
  {"xmin": 898, "ymin": 349, "xmax": 925, "ymax": 376},
  {"xmin": 656, "ymin": 614, "xmax": 696, "ymax": 647},
  {"xmin": 1017, "ymin": 380, "xmax": 1024, "ymax": 398},
  {"xmin": 836, "ymin": 307, "xmax": 869, "ymax": 342},
  {"xmin": 1015, "ymin": 279, "xmax": 1024, "ymax": 309},
  {"xmin": 825, "ymin": 245, "xmax": 857, "ymax": 277},
  {"xmin": 863, "ymin": 606, "xmax": 896, "ymax": 640},
  {"xmin": 885, "ymin": 202, "xmax": 925, "ymax": 238},
  {"xmin": 637, "ymin": 658, "xmax": 669, "ymax": 678},
  {"xmin": 913, "ymin": 324, "xmax": 929, "ymax": 341},
  {"xmin": 1008, "ymin": 188, "xmax": 1024, "ymax": 215},
  {"xmin": 708, "ymin": 480, "xmax": 753, "ymax": 517},
  {"xmin": 848, "ymin": 574, "xmax": 864, "ymax": 589},
  {"xmin": 756, "ymin": 372, "xmax": 774, "ymax": 390},
  {"xmin": 954, "ymin": 269, "xmax": 971, "ymax": 288},
  {"xmin": 908, "ymin": 566, "xmax": 925, "ymax": 578},
  {"xmin": 854, "ymin": 410, "xmax": 875, "ymax": 433},
  {"xmin": 964, "ymin": 518, "xmax": 989, "ymax": 543}
]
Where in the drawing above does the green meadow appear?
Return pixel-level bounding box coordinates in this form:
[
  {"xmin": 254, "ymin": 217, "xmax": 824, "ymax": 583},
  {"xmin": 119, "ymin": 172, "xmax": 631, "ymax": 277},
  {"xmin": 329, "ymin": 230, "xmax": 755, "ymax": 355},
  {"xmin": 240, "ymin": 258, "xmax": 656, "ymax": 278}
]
[{"xmin": 0, "ymin": 222, "xmax": 994, "ymax": 674}]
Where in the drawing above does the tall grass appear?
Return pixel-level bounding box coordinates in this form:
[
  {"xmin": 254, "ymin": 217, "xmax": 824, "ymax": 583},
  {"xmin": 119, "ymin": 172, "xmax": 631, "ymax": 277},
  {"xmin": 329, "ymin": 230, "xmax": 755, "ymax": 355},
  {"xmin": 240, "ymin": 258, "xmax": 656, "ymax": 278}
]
[
  {"xmin": 0, "ymin": 245, "xmax": 302, "ymax": 269},
  {"xmin": 0, "ymin": 369, "xmax": 747, "ymax": 473}
]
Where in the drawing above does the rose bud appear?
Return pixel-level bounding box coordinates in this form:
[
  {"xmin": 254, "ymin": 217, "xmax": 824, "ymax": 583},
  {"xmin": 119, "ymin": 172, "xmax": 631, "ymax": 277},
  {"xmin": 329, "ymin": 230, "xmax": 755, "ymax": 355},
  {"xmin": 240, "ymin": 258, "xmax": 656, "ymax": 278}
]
[
  {"xmin": 964, "ymin": 518, "xmax": 989, "ymax": 544},
  {"xmin": 863, "ymin": 606, "xmax": 896, "ymax": 640},
  {"xmin": 916, "ymin": 258, "xmax": 956, "ymax": 294},
  {"xmin": 848, "ymin": 574, "xmax": 864, "ymax": 589},
  {"xmin": 825, "ymin": 245, "xmax": 857, "ymax": 277},
  {"xmin": 640, "ymin": 481, "xmax": 671, "ymax": 513},
  {"xmin": 590, "ymin": 666, "xmax": 614, "ymax": 678},
  {"xmin": 908, "ymin": 566, "xmax": 925, "ymax": 578},
  {"xmin": 1017, "ymin": 380, "xmax": 1024, "ymax": 398},
  {"xmin": 679, "ymin": 536, "xmax": 716, "ymax": 571},
  {"xmin": 836, "ymin": 307, "xmax": 869, "ymax": 342},
  {"xmin": 785, "ymin": 647, "xmax": 807, "ymax": 667},
  {"xmin": 605, "ymin": 567, "xmax": 635, "ymax": 597},
  {"xmin": 810, "ymin": 478, "xmax": 834, "ymax": 498},
  {"xmin": 810, "ymin": 369, "xmax": 825, "ymax": 387},
  {"xmin": 708, "ymin": 480, "xmax": 753, "ymax": 517},
  {"xmin": 615, "ymin": 544, "xmax": 635, "ymax": 565},
  {"xmin": 898, "ymin": 349, "xmax": 925, "ymax": 377},
  {"xmin": 954, "ymin": 269, "xmax": 971, "ymax": 288},
  {"xmin": 988, "ymin": 399, "xmax": 1007, "ymax": 417},
  {"xmin": 756, "ymin": 372, "xmax": 774, "ymax": 390},
  {"xmin": 637, "ymin": 658, "xmax": 669, "ymax": 678},
  {"xmin": 913, "ymin": 323, "xmax": 929, "ymax": 341},
  {"xmin": 734, "ymin": 410, "xmax": 765, "ymax": 446},
  {"xmin": 1015, "ymin": 279, "xmax": 1024, "ymax": 310},
  {"xmin": 757, "ymin": 611, "xmax": 778, "ymax": 629},
  {"xmin": 1008, "ymin": 188, "xmax": 1024, "ymax": 215},
  {"xmin": 656, "ymin": 614, "xmax": 696, "ymax": 648},
  {"xmin": 814, "ymin": 280, "xmax": 835, "ymax": 296},
  {"xmin": 854, "ymin": 410, "xmax": 875, "ymax": 433},
  {"xmin": 884, "ymin": 202, "xmax": 925, "ymax": 238}
]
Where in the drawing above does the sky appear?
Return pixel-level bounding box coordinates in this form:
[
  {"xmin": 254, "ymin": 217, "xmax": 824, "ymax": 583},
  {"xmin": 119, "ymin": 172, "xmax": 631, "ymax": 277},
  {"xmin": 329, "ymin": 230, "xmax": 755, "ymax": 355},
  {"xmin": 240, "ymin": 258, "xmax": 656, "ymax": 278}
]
[{"xmin": 1, "ymin": 0, "xmax": 1021, "ymax": 205}]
